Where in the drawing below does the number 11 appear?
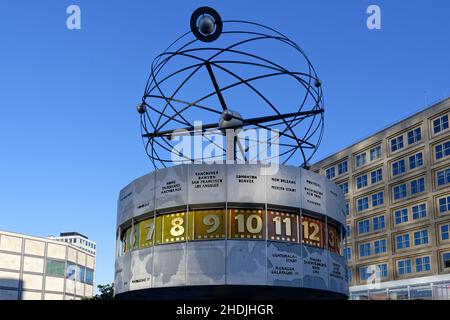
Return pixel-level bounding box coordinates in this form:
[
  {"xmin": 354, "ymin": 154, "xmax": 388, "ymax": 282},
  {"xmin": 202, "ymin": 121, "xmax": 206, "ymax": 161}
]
[{"xmin": 273, "ymin": 216, "xmax": 292, "ymax": 236}]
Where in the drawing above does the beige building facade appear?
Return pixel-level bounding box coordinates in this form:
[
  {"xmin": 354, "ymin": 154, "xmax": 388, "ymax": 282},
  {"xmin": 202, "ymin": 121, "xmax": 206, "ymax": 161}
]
[
  {"xmin": 311, "ymin": 97, "xmax": 450, "ymax": 299},
  {"xmin": 0, "ymin": 230, "xmax": 95, "ymax": 300}
]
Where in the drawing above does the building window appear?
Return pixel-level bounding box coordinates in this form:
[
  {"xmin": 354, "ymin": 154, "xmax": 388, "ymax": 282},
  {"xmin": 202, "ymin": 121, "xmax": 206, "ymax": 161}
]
[
  {"xmin": 357, "ymin": 197, "xmax": 369, "ymax": 212},
  {"xmin": 433, "ymin": 115, "xmax": 449, "ymax": 134},
  {"xmin": 407, "ymin": 128, "xmax": 422, "ymax": 145},
  {"xmin": 346, "ymin": 224, "xmax": 351, "ymax": 237},
  {"xmin": 398, "ymin": 259, "xmax": 412, "ymax": 275},
  {"xmin": 359, "ymin": 264, "xmax": 387, "ymax": 281},
  {"xmin": 377, "ymin": 264, "xmax": 388, "ymax": 278},
  {"xmin": 414, "ymin": 230, "xmax": 429, "ymax": 246},
  {"xmin": 66, "ymin": 262, "xmax": 76, "ymax": 279},
  {"xmin": 371, "ymin": 169, "xmax": 383, "ymax": 184},
  {"xmin": 396, "ymin": 234, "xmax": 410, "ymax": 250},
  {"xmin": 360, "ymin": 242, "xmax": 371, "ymax": 257},
  {"xmin": 440, "ymin": 224, "xmax": 450, "ymax": 241},
  {"xmin": 356, "ymin": 175, "xmax": 368, "ymax": 189},
  {"xmin": 411, "ymin": 177, "xmax": 425, "ymax": 194},
  {"xmin": 370, "ymin": 145, "xmax": 382, "ymax": 161},
  {"xmin": 409, "ymin": 153, "xmax": 423, "ymax": 170},
  {"xmin": 46, "ymin": 259, "xmax": 65, "ymax": 277},
  {"xmin": 393, "ymin": 184, "xmax": 407, "ymax": 200},
  {"xmin": 338, "ymin": 161, "xmax": 348, "ymax": 175},
  {"xmin": 345, "ymin": 202, "xmax": 350, "ymax": 216},
  {"xmin": 391, "ymin": 136, "xmax": 404, "ymax": 152},
  {"xmin": 395, "ymin": 208, "xmax": 409, "ymax": 225},
  {"xmin": 339, "ymin": 182, "xmax": 349, "ymax": 194},
  {"xmin": 78, "ymin": 266, "xmax": 86, "ymax": 283},
  {"xmin": 373, "ymin": 215, "xmax": 385, "ymax": 231},
  {"xmin": 392, "ymin": 160, "xmax": 406, "ymax": 176},
  {"xmin": 372, "ymin": 192, "xmax": 384, "ymax": 207},
  {"xmin": 412, "ymin": 203, "xmax": 427, "ymax": 220},
  {"xmin": 374, "ymin": 239, "xmax": 387, "ymax": 254},
  {"xmin": 348, "ymin": 269, "xmax": 353, "ymax": 282},
  {"xmin": 435, "ymin": 141, "xmax": 450, "ymax": 160},
  {"xmin": 86, "ymin": 268, "xmax": 94, "ymax": 285},
  {"xmin": 356, "ymin": 153, "xmax": 367, "ymax": 168},
  {"xmin": 415, "ymin": 257, "xmax": 431, "ymax": 272},
  {"xmin": 443, "ymin": 252, "xmax": 450, "ymax": 269},
  {"xmin": 360, "ymin": 266, "xmax": 370, "ymax": 281},
  {"xmin": 437, "ymin": 168, "xmax": 450, "ymax": 186},
  {"xmin": 326, "ymin": 167, "xmax": 335, "ymax": 179},
  {"xmin": 358, "ymin": 220, "xmax": 370, "ymax": 234},
  {"xmin": 439, "ymin": 196, "xmax": 450, "ymax": 214},
  {"xmin": 344, "ymin": 247, "xmax": 351, "ymax": 260}
]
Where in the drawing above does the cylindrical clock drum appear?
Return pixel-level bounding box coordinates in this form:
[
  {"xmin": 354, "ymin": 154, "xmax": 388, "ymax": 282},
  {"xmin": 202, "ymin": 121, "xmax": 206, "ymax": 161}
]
[{"xmin": 114, "ymin": 163, "xmax": 349, "ymax": 299}]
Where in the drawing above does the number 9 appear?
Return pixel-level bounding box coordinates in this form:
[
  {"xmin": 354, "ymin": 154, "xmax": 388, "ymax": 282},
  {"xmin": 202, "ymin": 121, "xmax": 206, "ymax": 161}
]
[{"xmin": 203, "ymin": 214, "xmax": 220, "ymax": 233}]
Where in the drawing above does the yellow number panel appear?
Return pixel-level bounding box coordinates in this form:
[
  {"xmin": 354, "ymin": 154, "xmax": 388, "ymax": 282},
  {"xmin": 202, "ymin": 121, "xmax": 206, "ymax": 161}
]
[
  {"xmin": 228, "ymin": 209, "xmax": 265, "ymax": 240},
  {"xmin": 119, "ymin": 208, "xmax": 344, "ymax": 254},
  {"xmin": 162, "ymin": 212, "xmax": 187, "ymax": 243},
  {"xmin": 189, "ymin": 209, "xmax": 225, "ymax": 240},
  {"xmin": 139, "ymin": 216, "xmax": 163, "ymax": 248},
  {"xmin": 130, "ymin": 222, "xmax": 140, "ymax": 250},
  {"xmin": 121, "ymin": 227, "xmax": 131, "ymax": 254}
]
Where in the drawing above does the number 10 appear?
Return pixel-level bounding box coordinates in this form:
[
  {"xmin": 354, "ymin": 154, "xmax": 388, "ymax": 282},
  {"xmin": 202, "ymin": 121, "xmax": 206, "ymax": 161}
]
[{"xmin": 235, "ymin": 214, "xmax": 263, "ymax": 234}]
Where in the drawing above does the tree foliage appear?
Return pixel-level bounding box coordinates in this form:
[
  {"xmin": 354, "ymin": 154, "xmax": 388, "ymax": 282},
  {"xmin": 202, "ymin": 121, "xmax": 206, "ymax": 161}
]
[{"xmin": 82, "ymin": 283, "xmax": 114, "ymax": 300}]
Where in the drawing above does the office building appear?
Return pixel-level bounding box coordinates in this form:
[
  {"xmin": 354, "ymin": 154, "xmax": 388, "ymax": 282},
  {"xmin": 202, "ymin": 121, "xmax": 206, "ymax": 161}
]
[
  {"xmin": 0, "ymin": 230, "xmax": 95, "ymax": 300},
  {"xmin": 311, "ymin": 97, "xmax": 450, "ymax": 299},
  {"xmin": 49, "ymin": 232, "xmax": 97, "ymax": 255}
]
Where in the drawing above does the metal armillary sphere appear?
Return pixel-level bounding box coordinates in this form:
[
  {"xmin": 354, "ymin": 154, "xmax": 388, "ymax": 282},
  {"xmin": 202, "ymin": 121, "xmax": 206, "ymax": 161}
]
[{"xmin": 138, "ymin": 7, "xmax": 324, "ymax": 169}]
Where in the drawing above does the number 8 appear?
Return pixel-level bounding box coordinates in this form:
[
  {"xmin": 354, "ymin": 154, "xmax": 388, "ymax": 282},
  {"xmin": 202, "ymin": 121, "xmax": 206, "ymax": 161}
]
[{"xmin": 170, "ymin": 217, "xmax": 184, "ymax": 236}]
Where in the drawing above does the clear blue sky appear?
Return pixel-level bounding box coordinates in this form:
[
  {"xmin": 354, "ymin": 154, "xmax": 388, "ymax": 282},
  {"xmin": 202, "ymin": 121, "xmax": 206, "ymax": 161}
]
[{"xmin": 0, "ymin": 0, "xmax": 449, "ymax": 288}]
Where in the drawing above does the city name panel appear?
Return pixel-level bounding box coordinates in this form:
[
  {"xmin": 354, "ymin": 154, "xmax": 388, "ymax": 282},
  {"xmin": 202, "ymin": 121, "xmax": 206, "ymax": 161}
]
[{"xmin": 115, "ymin": 163, "xmax": 349, "ymax": 299}]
